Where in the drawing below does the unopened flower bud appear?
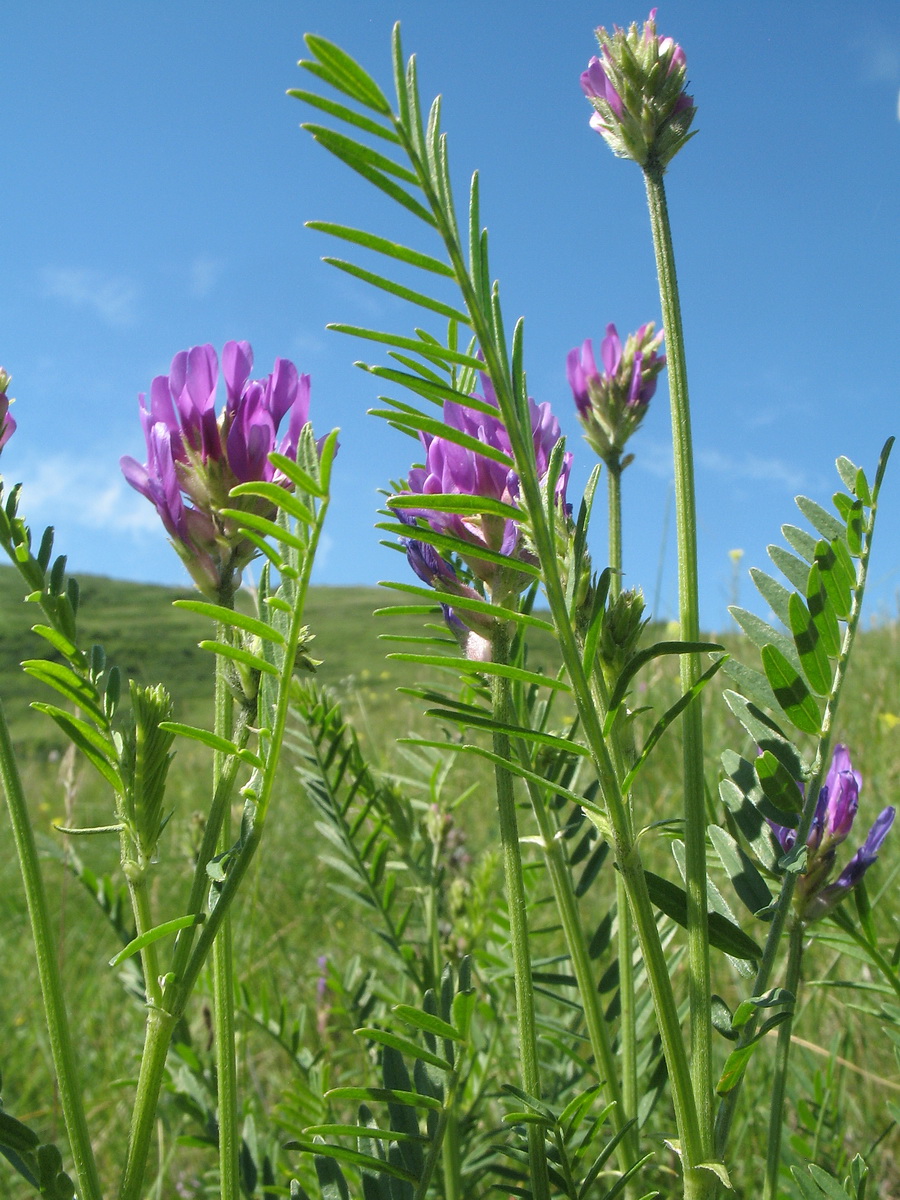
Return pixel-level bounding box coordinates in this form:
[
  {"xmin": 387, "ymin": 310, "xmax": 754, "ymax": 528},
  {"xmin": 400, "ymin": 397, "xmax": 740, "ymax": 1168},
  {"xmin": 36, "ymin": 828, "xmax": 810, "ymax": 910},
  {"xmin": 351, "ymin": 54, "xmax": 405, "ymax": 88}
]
[
  {"xmin": 581, "ymin": 9, "xmax": 696, "ymax": 171},
  {"xmin": 600, "ymin": 587, "xmax": 647, "ymax": 677},
  {"xmin": 568, "ymin": 323, "xmax": 664, "ymax": 470}
]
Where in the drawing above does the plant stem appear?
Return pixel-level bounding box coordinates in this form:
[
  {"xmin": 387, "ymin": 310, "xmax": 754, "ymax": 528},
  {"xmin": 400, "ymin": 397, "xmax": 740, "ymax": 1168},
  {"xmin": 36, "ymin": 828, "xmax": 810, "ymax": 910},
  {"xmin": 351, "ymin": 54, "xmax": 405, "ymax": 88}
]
[
  {"xmin": 0, "ymin": 702, "xmax": 104, "ymax": 1200},
  {"xmin": 763, "ymin": 920, "xmax": 803, "ymax": 1200},
  {"xmin": 120, "ymin": 1007, "xmax": 178, "ymax": 1200},
  {"xmin": 128, "ymin": 872, "xmax": 163, "ymax": 1009},
  {"xmin": 605, "ymin": 457, "xmax": 639, "ymax": 1141},
  {"xmin": 515, "ymin": 742, "xmax": 636, "ymax": 1161},
  {"xmin": 212, "ymin": 608, "xmax": 240, "ymax": 1200},
  {"xmin": 607, "ymin": 460, "xmax": 623, "ymax": 602},
  {"xmin": 643, "ymin": 164, "xmax": 713, "ymax": 1161},
  {"xmin": 490, "ymin": 620, "xmax": 551, "ymax": 1200},
  {"xmin": 386, "ymin": 89, "xmax": 709, "ymax": 1195}
]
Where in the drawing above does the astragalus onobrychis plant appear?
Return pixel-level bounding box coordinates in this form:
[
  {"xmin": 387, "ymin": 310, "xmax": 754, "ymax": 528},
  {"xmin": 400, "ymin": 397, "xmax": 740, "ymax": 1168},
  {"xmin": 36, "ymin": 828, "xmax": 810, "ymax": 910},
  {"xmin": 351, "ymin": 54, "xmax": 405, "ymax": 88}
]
[{"xmin": 0, "ymin": 11, "xmax": 897, "ymax": 1200}]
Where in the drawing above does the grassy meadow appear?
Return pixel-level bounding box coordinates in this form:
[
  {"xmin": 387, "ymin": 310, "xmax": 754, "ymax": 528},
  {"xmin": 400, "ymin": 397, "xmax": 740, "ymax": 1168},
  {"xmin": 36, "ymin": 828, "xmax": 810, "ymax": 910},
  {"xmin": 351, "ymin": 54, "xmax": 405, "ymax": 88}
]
[{"xmin": 0, "ymin": 568, "xmax": 899, "ymax": 1196}]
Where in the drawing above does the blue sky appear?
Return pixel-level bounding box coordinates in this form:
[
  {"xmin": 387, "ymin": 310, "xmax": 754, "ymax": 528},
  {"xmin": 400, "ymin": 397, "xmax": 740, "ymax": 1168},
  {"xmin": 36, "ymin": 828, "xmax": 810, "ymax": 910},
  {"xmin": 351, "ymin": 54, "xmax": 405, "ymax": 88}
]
[{"xmin": 2, "ymin": 1, "xmax": 899, "ymax": 630}]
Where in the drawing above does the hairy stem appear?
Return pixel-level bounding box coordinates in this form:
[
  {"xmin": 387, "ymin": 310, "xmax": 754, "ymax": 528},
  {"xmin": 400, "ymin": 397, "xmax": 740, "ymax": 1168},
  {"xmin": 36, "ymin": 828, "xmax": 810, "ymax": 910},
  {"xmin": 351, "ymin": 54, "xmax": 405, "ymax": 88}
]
[
  {"xmin": 212, "ymin": 610, "xmax": 240, "ymax": 1200},
  {"xmin": 490, "ymin": 620, "xmax": 550, "ymax": 1200},
  {"xmin": 643, "ymin": 165, "xmax": 713, "ymax": 1161},
  {"xmin": 120, "ymin": 1008, "xmax": 178, "ymax": 1200},
  {"xmin": 605, "ymin": 457, "xmax": 639, "ymax": 1142},
  {"xmin": 764, "ymin": 921, "xmax": 804, "ymax": 1200}
]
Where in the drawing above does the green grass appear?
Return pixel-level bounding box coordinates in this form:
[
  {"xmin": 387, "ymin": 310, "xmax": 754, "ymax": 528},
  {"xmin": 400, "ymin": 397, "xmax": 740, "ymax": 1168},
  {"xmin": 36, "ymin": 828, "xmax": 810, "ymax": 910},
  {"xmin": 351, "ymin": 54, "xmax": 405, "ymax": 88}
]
[{"xmin": 0, "ymin": 572, "xmax": 899, "ymax": 1197}]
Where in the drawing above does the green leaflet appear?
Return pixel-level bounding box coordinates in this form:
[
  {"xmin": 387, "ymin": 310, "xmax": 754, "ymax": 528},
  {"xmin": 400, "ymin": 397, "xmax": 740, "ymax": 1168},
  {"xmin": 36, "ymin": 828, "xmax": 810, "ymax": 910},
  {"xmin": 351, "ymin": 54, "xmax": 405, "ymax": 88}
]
[
  {"xmin": 787, "ymin": 592, "xmax": 832, "ymax": 697},
  {"xmin": 794, "ymin": 493, "xmax": 845, "ymax": 542},
  {"xmin": 323, "ymin": 1087, "xmax": 443, "ymax": 1113},
  {"xmin": 804, "ymin": 560, "xmax": 842, "ymax": 656},
  {"xmin": 302, "ymin": 34, "xmax": 393, "ymax": 114},
  {"xmin": 109, "ymin": 913, "xmax": 203, "ymax": 967},
  {"xmin": 392, "ymin": 1004, "xmax": 464, "ymax": 1043},
  {"xmin": 782, "ymin": 522, "xmax": 819, "ymax": 563},
  {"xmin": 388, "ymin": 491, "xmax": 520, "ymax": 519},
  {"xmin": 731, "ymin": 606, "xmax": 803, "ymax": 674},
  {"xmin": 378, "ymin": 517, "xmax": 542, "ymax": 577},
  {"xmin": 31, "ymin": 703, "xmax": 121, "ymax": 791},
  {"xmin": 759, "ymin": 643, "xmax": 822, "ymax": 735},
  {"xmin": 22, "ymin": 658, "xmax": 106, "ymax": 724},
  {"xmin": 324, "ymin": 257, "xmax": 470, "ymax": 324},
  {"xmin": 292, "ymin": 1140, "xmax": 419, "ymax": 1185},
  {"xmin": 376, "ymin": 580, "xmax": 554, "ymax": 631},
  {"xmin": 768, "ymin": 542, "xmax": 811, "ymax": 593},
  {"xmin": 643, "ymin": 871, "xmax": 762, "ymax": 960},
  {"xmin": 707, "ymin": 825, "xmax": 773, "ymax": 919},
  {"xmin": 227, "ymin": 481, "xmax": 316, "ymax": 525},
  {"xmin": 267, "ymin": 451, "xmax": 328, "ymax": 498},
  {"xmin": 216, "ymin": 508, "xmax": 309, "ymax": 554},
  {"xmin": 198, "ymin": 639, "xmax": 280, "ymax": 677},
  {"xmin": 288, "ymin": 90, "xmax": 400, "ymax": 142},
  {"xmin": 172, "ymin": 600, "xmax": 286, "ymax": 644},
  {"xmin": 327, "ymin": 324, "xmax": 485, "ymax": 372},
  {"xmin": 386, "ymin": 651, "xmax": 569, "ymax": 692},
  {"xmin": 354, "ymin": 1029, "xmax": 453, "ymax": 1073},
  {"xmin": 748, "ymin": 568, "xmax": 793, "ymax": 628},
  {"xmin": 814, "ymin": 537, "xmax": 855, "ymax": 618},
  {"xmin": 306, "ymin": 221, "xmax": 453, "ymax": 275},
  {"xmin": 755, "ymin": 750, "xmax": 803, "ymax": 816},
  {"xmin": 606, "ymin": 639, "xmax": 723, "ymax": 713}
]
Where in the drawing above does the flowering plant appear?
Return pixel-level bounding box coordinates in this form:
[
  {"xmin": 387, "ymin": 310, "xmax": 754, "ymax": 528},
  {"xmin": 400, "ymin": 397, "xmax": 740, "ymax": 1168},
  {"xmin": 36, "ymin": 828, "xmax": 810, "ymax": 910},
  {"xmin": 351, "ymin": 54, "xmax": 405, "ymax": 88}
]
[
  {"xmin": 769, "ymin": 744, "xmax": 895, "ymax": 921},
  {"xmin": 0, "ymin": 12, "xmax": 895, "ymax": 1200},
  {"xmin": 120, "ymin": 340, "xmax": 313, "ymax": 597}
]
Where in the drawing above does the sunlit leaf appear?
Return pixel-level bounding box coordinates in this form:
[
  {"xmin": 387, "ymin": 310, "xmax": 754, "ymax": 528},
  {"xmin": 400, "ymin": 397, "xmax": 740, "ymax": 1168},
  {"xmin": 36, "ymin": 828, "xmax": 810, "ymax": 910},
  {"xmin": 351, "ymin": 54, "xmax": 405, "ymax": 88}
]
[
  {"xmin": 760, "ymin": 644, "xmax": 821, "ymax": 735},
  {"xmin": 787, "ymin": 592, "xmax": 832, "ymax": 696}
]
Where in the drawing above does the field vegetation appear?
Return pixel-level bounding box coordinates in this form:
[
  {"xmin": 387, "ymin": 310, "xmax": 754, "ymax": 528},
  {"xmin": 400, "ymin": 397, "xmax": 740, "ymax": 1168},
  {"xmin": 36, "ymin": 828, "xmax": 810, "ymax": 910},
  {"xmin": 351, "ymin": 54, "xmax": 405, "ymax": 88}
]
[{"xmin": 0, "ymin": 571, "xmax": 899, "ymax": 1196}]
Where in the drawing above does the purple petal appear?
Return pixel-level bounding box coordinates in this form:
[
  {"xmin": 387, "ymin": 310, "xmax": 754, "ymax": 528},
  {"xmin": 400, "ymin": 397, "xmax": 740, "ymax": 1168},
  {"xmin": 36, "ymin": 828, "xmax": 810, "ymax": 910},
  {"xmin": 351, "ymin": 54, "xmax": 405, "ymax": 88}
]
[
  {"xmin": 601, "ymin": 324, "xmax": 622, "ymax": 377},
  {"xmin": 223, "ymin": 340, "xmax": 254, "ymax": 408}
]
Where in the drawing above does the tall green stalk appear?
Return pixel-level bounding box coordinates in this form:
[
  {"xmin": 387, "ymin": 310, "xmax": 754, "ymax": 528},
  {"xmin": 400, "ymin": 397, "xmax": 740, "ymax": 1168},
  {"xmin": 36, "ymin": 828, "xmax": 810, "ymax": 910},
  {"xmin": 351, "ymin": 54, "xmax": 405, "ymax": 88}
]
[
  {"xmin": 212, "ymin": 605, "xmax": 240, "ymax": 1200},
  {"xmin": 0, "ymin": 702, "xmax": 103, "ymax": 1200},
  {"xmin": 764, "ymin": 920, "xmax": 804, "ymax": 1200},
  {"xmin": 605, "ymin": 459, "xmax": 639, "ymax": 1143},
  {"xmin": 490, "ymin": 618, "xmax": 550, "ymax": 1200},
  {"xmin": 643, "ymin": 165, "xmax": 713, "ymax": 1158}
]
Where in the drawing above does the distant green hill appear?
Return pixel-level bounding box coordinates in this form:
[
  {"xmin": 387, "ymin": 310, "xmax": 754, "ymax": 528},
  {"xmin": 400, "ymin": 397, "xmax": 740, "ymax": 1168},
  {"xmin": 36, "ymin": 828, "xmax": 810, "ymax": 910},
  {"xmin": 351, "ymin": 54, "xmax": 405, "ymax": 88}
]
[
  {"xmin": 0, "ymin": 565, "xmax": 572, "ymax": 753},
  {"xmin": 0, "ymin": 568, "xmax": 466, "ymax": 747}
]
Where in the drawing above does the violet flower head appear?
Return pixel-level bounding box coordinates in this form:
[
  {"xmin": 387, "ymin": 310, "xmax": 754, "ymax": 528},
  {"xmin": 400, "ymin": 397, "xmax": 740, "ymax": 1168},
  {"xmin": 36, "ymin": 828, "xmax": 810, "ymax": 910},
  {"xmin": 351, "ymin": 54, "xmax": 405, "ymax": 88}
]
[
  {"xmin": 568, "ymin": 322, "xmax": 664, "ymax": 470},
  {"xmin": 398, "ymin": 371, "xmax": 571, "ymax": 610},
  {"xmin": 768, "ymin": 744, "xmax": 895, "ymax": 922},
  {"xmin": 0, "ymin": 368, "xmax": 17, "ymax": 453},
  {"xmin": 581, "ymin": 10, "xmax": 696, "ymax": 170},
  {"xmin": 121, "ymin": 341, "xmax": 313, "ymax": 598}
]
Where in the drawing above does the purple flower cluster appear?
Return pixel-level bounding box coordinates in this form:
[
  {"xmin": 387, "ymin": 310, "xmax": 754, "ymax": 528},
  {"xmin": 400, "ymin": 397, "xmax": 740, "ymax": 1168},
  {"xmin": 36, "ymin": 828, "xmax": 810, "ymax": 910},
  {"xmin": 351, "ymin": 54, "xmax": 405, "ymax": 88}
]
[
  {"xmin": 0, "ymin": 369, "xmax": 16, "ymax": 452},
  {"xmin": 398, "ymin": 371, "xmax": 570, "ymax": 640},
  {"xmin": 769, "ymin": 744, "xmax": 895, "ymax": 922},
  {"xmin": 567, "ymin": 322, "xmax": 664, "ymax": 469},
  {"xmin": 121, "ymin": 341, "xmax": 312, "ymax": 597},
  {"xmin": 581, "ymin": 9, "xmax": 695, "ymax": 170}
]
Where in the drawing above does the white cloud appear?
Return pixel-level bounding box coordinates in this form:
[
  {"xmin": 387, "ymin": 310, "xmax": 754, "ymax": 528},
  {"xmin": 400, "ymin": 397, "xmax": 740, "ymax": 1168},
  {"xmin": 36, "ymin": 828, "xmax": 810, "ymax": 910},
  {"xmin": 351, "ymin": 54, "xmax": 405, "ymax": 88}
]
[
  {"xmin": 695, "ymin": 447, "xmax": 805, "ymax": 492},
  {"xmin": 189, "ymin": 257, "xmax": 224, "ymax": 299},
  {"xmin": 40, "ymin": 267, "xmax": 139, "ymax": 328},
  {"xmin": 16, "ymin": 453, "xmax": 160, "ymax": 536}
]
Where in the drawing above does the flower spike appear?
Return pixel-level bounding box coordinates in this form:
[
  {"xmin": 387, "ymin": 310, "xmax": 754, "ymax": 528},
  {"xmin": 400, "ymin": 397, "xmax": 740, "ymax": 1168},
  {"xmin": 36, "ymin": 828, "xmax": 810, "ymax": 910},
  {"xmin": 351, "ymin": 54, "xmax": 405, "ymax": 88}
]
[
  {"xmin": 122, "ymin": 341, "xmax": 315, "ymax": 598},
  {"xmin": 768, "ymin": 744, "xmax": 895, "ymax": 922},
  {"xmin": 568, "ymin": 322, "xmax": 665, "ymax": 471},
  {"xmin": 581, "ymin": 10, "xmax": 696, "ymax": 170}
]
